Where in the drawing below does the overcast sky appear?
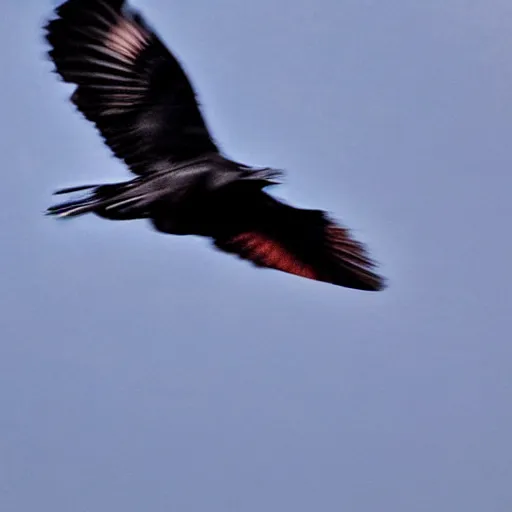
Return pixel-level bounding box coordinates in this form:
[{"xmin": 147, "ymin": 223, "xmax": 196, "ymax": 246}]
[{"xmin": 1, "ymin": 0, "xmax": 512, "ymax": 511}]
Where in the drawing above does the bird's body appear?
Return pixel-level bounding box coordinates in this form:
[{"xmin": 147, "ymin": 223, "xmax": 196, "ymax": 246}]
[
  {"xmin": 50, "ymin": 154, "xmax": 284, "ymax": 244},
  {"xmin": 45, "ymin": 0, "xmax": 386, "ymax": 291}
]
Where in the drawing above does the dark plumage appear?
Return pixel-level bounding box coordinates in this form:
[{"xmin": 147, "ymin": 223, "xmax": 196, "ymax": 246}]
[{"xmin": 44, "ymin": 0, "xmax": 386, "ymax": 291}]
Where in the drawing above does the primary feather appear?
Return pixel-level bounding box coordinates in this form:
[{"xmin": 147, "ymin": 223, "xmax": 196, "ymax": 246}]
[{"xmin": 45, "ymin": 0, "xmax": 218, "ymax": 175}]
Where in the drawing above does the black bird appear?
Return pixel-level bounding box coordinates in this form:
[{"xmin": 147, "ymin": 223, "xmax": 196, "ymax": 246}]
[{"xmin": 44, "ymin": 0, "xmax": 385, "ymax": 291}]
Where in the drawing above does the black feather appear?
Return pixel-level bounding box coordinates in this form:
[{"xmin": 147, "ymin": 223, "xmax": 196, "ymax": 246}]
[{"xmin": 45, "ymin": 0, "xmax": 219, "ymax": 176}]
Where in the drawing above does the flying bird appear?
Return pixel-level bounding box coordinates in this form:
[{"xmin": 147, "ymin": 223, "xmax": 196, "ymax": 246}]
[{"xmin": 44, "ymin": 0, "xmax": 386, "ymax": 291}]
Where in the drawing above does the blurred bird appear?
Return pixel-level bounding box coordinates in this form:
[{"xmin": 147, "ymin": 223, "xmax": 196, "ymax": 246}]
[{"xmin": 44, "ymin": 0, "xmax": 385, "ymax": 291}]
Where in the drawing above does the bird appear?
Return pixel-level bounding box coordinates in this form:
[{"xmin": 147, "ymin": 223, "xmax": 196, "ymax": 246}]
[{"xmin": 44, "ymin": 0, "xmax": 386, "ymax": 291}]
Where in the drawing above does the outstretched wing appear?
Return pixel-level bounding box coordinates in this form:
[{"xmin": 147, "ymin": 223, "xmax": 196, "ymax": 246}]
[
  {"xmin": 45, "ymin": 0, "xmax": 219, "ymax": 175},
  {"xmin": 211, "ymin": 190, "xmax": 385, "ymax": 291}
]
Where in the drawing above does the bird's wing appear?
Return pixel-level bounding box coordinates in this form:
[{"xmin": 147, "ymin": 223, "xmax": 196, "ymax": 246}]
[
  {"xmin": 45, "ymin": 0, "xmax": 219, "ymax": 175},
  {"xmin": 210, "ymin": 190, "xmax": 385, "ymax": 291}
]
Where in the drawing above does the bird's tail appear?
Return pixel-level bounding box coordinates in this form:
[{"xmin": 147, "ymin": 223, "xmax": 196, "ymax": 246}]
[{"xmin": 46, "ymin": 181, "xmax": 150, "ymax": 220}]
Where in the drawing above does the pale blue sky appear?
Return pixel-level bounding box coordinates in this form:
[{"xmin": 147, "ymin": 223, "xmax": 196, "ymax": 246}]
[{"xmin": 1, "ymin": 0, "xmax": 512, "ymax": 510}]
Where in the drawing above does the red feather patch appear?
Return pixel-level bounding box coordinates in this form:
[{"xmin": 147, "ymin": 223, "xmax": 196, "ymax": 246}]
[{"xmin": 224, "ymin": 232, "xmax": 319, "ymax": 280}]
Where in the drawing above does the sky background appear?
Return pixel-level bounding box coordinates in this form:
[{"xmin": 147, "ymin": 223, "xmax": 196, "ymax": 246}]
[{"xmin": 1, "ymin": 0, "xmax": 512, "ymax": 510}]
